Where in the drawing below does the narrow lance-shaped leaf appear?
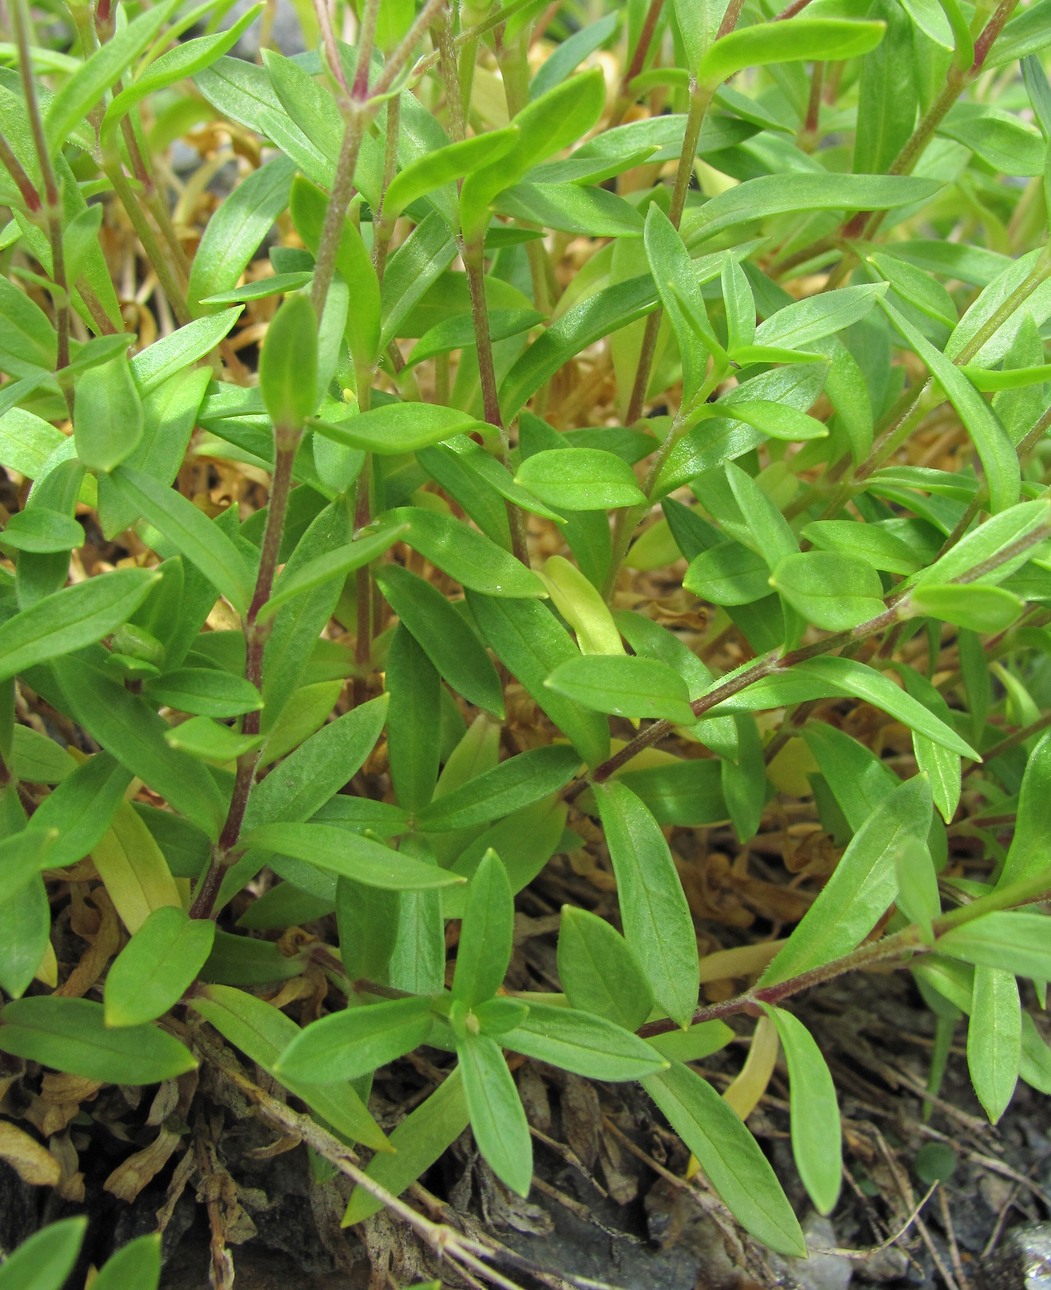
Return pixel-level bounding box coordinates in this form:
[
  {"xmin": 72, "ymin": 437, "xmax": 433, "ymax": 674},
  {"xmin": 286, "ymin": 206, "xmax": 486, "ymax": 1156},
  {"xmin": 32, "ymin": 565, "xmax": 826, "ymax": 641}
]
[
  {"xmin": 698, "ymin": 19, "xmax": 885, "ymax": 88},
  {"xmin": 259, "ymin": 291, "xmax": 318, "ymax": 429},
  {"xmin": 0, "ymin": 569, "xmax": 158, "ymax": 683},
  {"xmin": 643, "ymin": 1061, "xmax": 806, "ymax": 1257},
  {"xmin": 763, "ymin": 1006, "xmax": 842, "ymax": 1215},
  {"xmin": 274, "ymin": 997, "xmax": 435, "ymax": 1085},
  {"xmin": 104, "ymin": 906, "xmax": 215, "ymax": 1027},
  {"xmin": 967, "ymin": 965, "xmax": 1021, "ymax": 1124},
  {"xmin": 760, "ymin": 775, "xmax": 932, "ymax": 986},
  {"xmin": 500, "ymin": 1001, "xmax": 668, "ymax": 1081},
  {"xmin": 452, "ymin": 850, "xmax": 514, "ymax": 1008},
  {"xmin": 880, "ymin": 299, "xmax": 1020, "ymax": 514},
  {"xmin": 594, "ymin": 781, "xmax": 699, "ymax": 1027},
  {"xmin": 458, "ymin": 1029, "xmax": 532, "ymax": 1197}
]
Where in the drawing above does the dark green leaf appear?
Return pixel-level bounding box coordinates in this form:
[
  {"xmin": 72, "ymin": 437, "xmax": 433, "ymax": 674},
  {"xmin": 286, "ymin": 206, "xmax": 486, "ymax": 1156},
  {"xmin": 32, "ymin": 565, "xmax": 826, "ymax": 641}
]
[
  {"xmin": 458, "ymin": 1030, "xmax": 532, "ymax": 1197},
  {"xmin": 259, "ymin": 292, "xmax": 318, "ymax": 428},
  {"xmin": 241, "ymin": 823, "xmax": 466, "ymax": 890},
  {"xmin": 545, "ymin": 654, "xmax": 695, "ymax": 724},
  {"xmin": 417, "ymin": 745, "xmax": 580, "ymax": 833},
  {"xmin": 557, "ymin": 906, "xmax": 655, "ymax": 1031}
]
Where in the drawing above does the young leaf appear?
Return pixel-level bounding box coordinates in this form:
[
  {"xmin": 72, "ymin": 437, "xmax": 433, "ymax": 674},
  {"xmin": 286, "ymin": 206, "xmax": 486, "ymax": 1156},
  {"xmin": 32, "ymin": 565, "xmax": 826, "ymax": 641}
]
[
  {"xmin": 698, "ymin": 19, "xmax": 885, "ymax": 90},
  {"xmin": 452, "ymin": 850, "xmax": 514, "ymax": 1008},
  {"xmin": 643, "ymin": 1061, "xmax": 806, "ymax": 1257},
  {"xmin": 537, "ymin": 555, "xmax": 624, "ymax": 655},
  {"xmin": 458, "ymin": 1029, "xmax": 532, "ymax": 1197},
  {"xmin": 104, "ymin": 907, "xmax": 215, "ymax": 1027},
  {"xmin": 937, "ymin": 912, "xmax": 1051, "ymax": 981},
  {"xmin": 557, "ymin": 905, "xmax": 655, "ymax": 1031},
  {"xmin": 763, "ymin": 1006, "xmax": 842, "ymax": 1215},
  {"xmin": 384, "ymin": 128, "xmax": 520, "ymax": 221},
  {"xmin": 761, "ymin": 775, "xmax": 933, "ymax": 985},
  {"xmin": 594, "ymin": 781, "xmax": 699, "ymax": 1027},
  {"xmin": 0, "ymin": 997, "xmax": 196, "ymax": 1084},
  {"xmin": 91, "ymin": 799, "xmax": 182, "ymax": 933},
  {"xmin": 274, "ymin": 997, "xmax": 435, "ymax": 1084}
]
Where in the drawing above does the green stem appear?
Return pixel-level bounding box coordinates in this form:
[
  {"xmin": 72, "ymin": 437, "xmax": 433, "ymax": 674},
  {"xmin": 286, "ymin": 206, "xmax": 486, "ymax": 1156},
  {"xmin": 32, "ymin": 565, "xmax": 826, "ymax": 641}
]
[{"xmin": 105, "ymin": 162, "xmax": 192, "ymax": 325}]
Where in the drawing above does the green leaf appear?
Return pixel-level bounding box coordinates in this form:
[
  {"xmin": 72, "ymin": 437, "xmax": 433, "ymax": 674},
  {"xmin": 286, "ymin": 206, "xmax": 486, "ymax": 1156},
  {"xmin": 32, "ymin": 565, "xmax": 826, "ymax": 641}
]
[
  {"xmin": 452, "ymin": 851, "xmax": 515, "ymax": 1007},
  {"xmin": 880, "ymin": 299, "xmax": 1020, "ymax": 514},
  {"xmin": 684, "ymin": 540, "xmax": 771, "ymax": 606},
  {"xmin": 242, "ymin": 823, "xmax": 466, "ymax": 890},
  {"xmin": 514, "ymin": 448, "xmax": 646, "ymax": 511},
  {"xmin": 417, "ymin": 745, "xmax": 580, "ymax": 834},
  {"xmin": 545, "ymin": 654, "xmax": 696, "ymax": 724},
  {"xmin": 594, "ymin": 781, "xmax": 699, "ymax": 1027},
  {"xmin": 0, "ymin": 568, "xmax": 158, "ymax": 683},
  {"xmin": 45, "ymin": 657, "xmax": 226, "ymax": 835},
  {"xmin": 343, "ymin": 1069, "xmax": 469, "ymax": 1224},
  {"xmin": 384, "ymin": 625, "xmax": 441, "ymax": 815},
  {"xmin": 408, "ymin": 309, "xmax": 545, "ymax": 369},
  {"xmin": 110, "ymin": 467, "xmax": 254, "ymax": 613},
  {"xmin": 688, "ymin": 175, "xmax": 940, "ymax": 245},
  {"xmin": 375, "ymin": 564, "xmax": 504, "ymax": 717},
  {"xmin": 537, "ymin": 555, "xmax": 624, "ymax": 655},
  {"xmin": 165, "ymin": 715, "xmax": 262, "ymax": 762},
  {"xmin": 314, "ymin": 404, "xmax": 488, "ymax": 456},
  {"xmin": 0, "ymin": 507, "xmax": 84, "ymax": 554},
  {"xmin": 647, "ymin": 1021, "xmax": 735, "ymax": 1063},
  {"xmin": 104, "ymin": 906, "xmax": 215, "ymax": 1027},
  {"xmin": 385, "ymin": 127, "xmax": 520, "ymax": 221},
  {"xmin": 643, "ymin": 1061, "xmax": 806, "ymax": 1258},
  {"xmin": 937, "ymin": 911, "xmax": 1051, "ymax": 981},
  {"xmin": 500, "ymin": 275, "xmax": 659, "ymax": 421},
  {"xmin": 853, "ymin": 0, "xmax": 917, "ymax": 174},
  {"xmin": 9, "ymin": 726, "xmax": 77, "ymax": 784},
  {"xmin": 998, "ymin": 731, "xmax": 1051, "ymax": 889},
  {"xmin": 190, "ymin": 984, "xmax": 389, "ymax": 1150},
  {"xmin": 761, "ymin": 776, "xmax": 933, "ymax": 986},
  {"xmin": 143, "ymin": 667, "xmax": 263, "ymax": 717},
  {"xmin": 188, "ymin": 156, "xmax": 296, "ymax": 311},
  {"xmin": 763, "ymin": 1007, "xmax": 842, "ymax": 1215},
  {"xmin": 275, "ymin": 997, "xmax": 434, "ymax": 1084},
  {"xmin": 644, "ymin": 204, "xmax": 726, "ymax": 402},
  {"xmin": 101, "ymin": 9, "xmax": 262, "ymax": 141},
  {"xmin": 259, "ymin": 292, "xmax": 318, "ymax": 428},
  {"xmin": 940, "ymin": 112, "xmax": 1045, "ymax": 176},
  {"xmin": 718, "ymin": 656, "xmax": 979, "ymax": 759},
  {"xmin": 43, "ymin": 0, "xmax": 184, "ymax": 151},
  {"xmin": 0, "ymin": 1217, "xmax": 87, "ymax": 1290},
  {"xmin": 716, "ymin": 399, "xmax": 828, "ymax": 442},
  {"xmin": 910, "ymin": 499, "xmax": 1050, "ymax": 588},
  {"xmin": 289, "ymin": 175, "xmax": 379, "ymax": 369},
  {"xmin": 769, "ymin": 551, "xmax": 886, "ymax": 631},
  {"xmin": 89, "ymin": 1235, "xmax": 161, "ymax": 1290},
  {"xmin": 260, "ymin": 519, "xmax": 407, "ymax": 623},
  {"xmin": 460, "ymin": 69, "xmax": 606, "ymax": 242},
  {"xmin": 389, "ymin": 508, "xmax": 546, "ymax": 598},
  {"xmin": 495, "ymin": 181, "xmax": 644, "ymax": 237},
  {"xmin": 501, "ymin": 1001, "xmax": 668, "ymax": 1080},
  {"xmin": 73, "ymin": 356, "xmax": 144, "ymax": 473},
  {"xmin": 907, "ymin": 584, "xmax": 1023, "ymax": 633},
  {"xmin": 0, "ymin": 996, "xmax": 196, "ymax": 1083},
  {"xmin": 458, "ymin": 1030, "xmax": 532, "ymax": 1197},
  {"xmin": 698, "ymin": 19, "xmax": 885, "ymax": 89},
  {"xmin": 130, "ymin": 309, "xmax": 243, "ymax": 395},
  {"xmin": 26, "ymin": 751, "xmax": 131, "ymax": 869},
  {"xmin": 967, "ymin": 965, "xmax": 1020, "ymax": 1124},
  {"xmin": 557, "ymin": 906, "xmax": 655, "ymax": 1031}
]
